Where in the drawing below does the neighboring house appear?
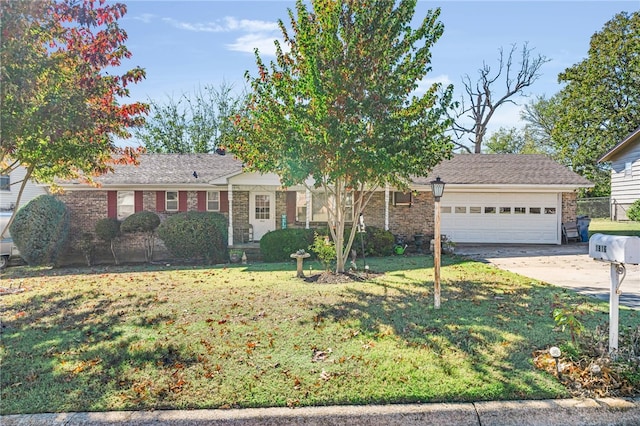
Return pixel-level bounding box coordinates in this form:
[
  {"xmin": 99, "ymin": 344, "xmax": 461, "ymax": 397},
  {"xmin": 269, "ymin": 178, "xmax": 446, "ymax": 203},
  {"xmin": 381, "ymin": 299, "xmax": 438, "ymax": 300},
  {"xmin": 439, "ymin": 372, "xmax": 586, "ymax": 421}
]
[
  {"xmin": 0, "ymin": 165, "xmax": 48, "ymax": 212},
  {"xmin": 53, "ymin": 153, "xmax": 591, "ymax": 263},
  {"xmin": 598, "ymin": 126, "xmax": 640, "ymax": 220}
]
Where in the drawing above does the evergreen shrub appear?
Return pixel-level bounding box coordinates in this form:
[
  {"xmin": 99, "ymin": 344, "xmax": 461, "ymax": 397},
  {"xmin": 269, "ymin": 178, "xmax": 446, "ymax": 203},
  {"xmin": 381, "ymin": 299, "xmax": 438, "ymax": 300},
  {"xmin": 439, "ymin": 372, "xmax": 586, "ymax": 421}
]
[
  {"xmin": 156, "ymin": 211, "xmax": 228, "ymax": 263},
  {"xmin": 627, "ymin": 200, "xmax": 640, "ymax": 222},
  {"xmin": 259, "ymin": 228, "xmax": 315, "ymax": 262},
  {"xmin": 9, "ymin": 195, "xmax": 70, "ymax": 266}
]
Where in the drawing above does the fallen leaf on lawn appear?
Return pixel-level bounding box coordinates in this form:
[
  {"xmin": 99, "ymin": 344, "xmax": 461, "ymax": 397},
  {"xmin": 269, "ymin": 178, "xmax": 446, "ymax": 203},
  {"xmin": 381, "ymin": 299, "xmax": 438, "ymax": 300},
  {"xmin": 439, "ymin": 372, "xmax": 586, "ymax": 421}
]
[{"xmin": 319, "ymin": 369, "xmax": 331, "ymax": 381}]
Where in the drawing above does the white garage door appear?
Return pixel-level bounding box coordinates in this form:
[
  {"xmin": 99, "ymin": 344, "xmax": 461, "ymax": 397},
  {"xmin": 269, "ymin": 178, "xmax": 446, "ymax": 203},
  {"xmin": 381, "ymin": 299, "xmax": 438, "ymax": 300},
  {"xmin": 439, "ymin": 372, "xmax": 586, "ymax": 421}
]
[{"xmin": 440, "ymin": 192, "xmax": 560, "ymax": 244}]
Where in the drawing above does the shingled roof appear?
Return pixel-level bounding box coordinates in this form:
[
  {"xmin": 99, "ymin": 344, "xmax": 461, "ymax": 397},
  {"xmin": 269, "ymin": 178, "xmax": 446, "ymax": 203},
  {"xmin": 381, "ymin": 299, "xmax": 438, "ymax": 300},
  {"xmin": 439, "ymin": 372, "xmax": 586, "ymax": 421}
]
[
  {"xmin": 414, "ymin": 154, "xmax": 592, "ymax": 187},
  {"xmin": 61, "ymin": 153, "xmax": 591, "ymax": 188},
  {"xmin": 89, "ymin": 153, "xmax": 243, "ymax": 185}
]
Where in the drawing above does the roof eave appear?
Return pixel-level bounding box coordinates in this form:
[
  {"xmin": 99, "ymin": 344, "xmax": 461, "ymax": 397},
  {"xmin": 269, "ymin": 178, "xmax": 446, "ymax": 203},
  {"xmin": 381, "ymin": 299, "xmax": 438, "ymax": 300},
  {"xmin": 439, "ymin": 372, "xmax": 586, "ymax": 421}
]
[{"xmin": 598, "ymin": 126, "xmax": 640, "ymax": 163}]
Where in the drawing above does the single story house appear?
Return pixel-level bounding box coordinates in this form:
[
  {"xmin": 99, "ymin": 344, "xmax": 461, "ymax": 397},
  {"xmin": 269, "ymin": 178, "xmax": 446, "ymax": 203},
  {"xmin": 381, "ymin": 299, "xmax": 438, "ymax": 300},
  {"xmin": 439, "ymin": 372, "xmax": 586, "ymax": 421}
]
[
  {"xmin": 53, "ymin": 153, "xmax": 591, "ymax": 262},
  {"xmin": 598, "ymin": 126, "xmax": 640, "ymax": 220}
]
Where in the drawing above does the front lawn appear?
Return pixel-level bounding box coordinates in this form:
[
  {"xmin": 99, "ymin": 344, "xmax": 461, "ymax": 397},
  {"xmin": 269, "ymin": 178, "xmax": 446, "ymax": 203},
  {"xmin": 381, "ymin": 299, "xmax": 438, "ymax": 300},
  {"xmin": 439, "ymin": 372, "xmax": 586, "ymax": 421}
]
[
  {"xmin": 1, "ymin": 256, "xmax": 637, "ymax": 414},
  {"xmin": 588, "ymin": 218, "xmax": 640, "ymax": 237}
]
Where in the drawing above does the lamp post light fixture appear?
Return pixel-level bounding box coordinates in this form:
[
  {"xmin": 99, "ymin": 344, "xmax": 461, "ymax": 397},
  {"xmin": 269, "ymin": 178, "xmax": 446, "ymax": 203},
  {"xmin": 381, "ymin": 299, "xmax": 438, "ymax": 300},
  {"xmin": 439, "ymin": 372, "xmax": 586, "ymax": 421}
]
[{"xmin": 430, "ymin": 177, "xmax": 445, "ymax": 309}]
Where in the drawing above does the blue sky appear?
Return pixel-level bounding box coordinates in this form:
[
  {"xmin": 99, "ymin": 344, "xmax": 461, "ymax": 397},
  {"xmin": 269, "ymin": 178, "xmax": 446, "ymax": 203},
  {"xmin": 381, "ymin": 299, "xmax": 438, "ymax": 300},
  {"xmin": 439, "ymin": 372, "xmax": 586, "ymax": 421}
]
[{"xmin": 116, "ymin": 0, "xmax": 639, "ymax": 144}]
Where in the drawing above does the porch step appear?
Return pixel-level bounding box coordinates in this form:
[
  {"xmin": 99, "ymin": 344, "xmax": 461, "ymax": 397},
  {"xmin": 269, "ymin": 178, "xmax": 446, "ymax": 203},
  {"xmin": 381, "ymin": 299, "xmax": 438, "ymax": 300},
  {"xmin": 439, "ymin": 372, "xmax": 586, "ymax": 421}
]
[{"xmin": 230, "ymin": 243, "xmax": 262, "ymax": 262}]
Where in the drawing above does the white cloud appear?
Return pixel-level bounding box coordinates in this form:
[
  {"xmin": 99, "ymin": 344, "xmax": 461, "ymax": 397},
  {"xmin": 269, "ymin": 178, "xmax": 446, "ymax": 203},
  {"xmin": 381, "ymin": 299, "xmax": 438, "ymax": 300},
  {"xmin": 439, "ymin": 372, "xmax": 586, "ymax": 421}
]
[
  {"xmin": 160, "ymin": 16, "xmax": 282, "ymax": 57},
  {"xmin": 226, "ymin": 33, "xmax": 283, "ymax": 57},
  {"xmin": 162, "ymin": 16, "xmax": 278, "ymax": 33},
  {"xmin": 131, "ymin": 13, "xmax": 156, "ymax": 24}
]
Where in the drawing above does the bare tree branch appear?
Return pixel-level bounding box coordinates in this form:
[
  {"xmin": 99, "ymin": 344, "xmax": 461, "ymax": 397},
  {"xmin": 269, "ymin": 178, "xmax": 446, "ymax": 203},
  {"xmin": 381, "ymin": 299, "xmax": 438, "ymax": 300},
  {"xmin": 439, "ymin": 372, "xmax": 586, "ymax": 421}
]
[{"xmin": 450, "ymin": 43, "xmax": 550, "ymax": 153}]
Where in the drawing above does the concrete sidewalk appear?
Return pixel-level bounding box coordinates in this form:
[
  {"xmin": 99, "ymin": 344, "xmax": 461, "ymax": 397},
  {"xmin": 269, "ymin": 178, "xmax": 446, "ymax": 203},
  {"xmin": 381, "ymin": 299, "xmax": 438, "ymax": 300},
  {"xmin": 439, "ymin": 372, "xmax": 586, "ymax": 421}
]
[
  {"xmin": 2, "ymin": 398, "xmax": 640, "ymax": 425},
  {"xmin": 455, "ymin": 243, "xmax": 640, "ymax": 309}
]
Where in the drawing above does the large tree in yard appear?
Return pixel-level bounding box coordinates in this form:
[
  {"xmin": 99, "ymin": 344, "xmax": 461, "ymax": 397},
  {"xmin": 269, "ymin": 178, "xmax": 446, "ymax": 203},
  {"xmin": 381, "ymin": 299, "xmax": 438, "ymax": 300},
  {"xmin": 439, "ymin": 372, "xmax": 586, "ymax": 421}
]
[
  {"xmin": 0, "ymin": 0, "xmax": 147, "ymax": 237},
  {"xmin": 549, "ymin": 11, "xmax": 640, "ymax": 197},
  {"xmin": 226, "ymin": 0, "xmax": 455, "ymax": 273}
]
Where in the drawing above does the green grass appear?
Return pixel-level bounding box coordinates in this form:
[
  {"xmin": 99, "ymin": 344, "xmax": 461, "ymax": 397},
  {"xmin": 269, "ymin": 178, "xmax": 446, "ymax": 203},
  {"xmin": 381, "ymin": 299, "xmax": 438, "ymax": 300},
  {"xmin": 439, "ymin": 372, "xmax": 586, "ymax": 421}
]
[
  {"xmin": 588, "ymin": 218, "xmax": 640, "ymax": 237},
  {"xmin": 1, "ymin": 256, "xmax": 636, "ymax": 414}
]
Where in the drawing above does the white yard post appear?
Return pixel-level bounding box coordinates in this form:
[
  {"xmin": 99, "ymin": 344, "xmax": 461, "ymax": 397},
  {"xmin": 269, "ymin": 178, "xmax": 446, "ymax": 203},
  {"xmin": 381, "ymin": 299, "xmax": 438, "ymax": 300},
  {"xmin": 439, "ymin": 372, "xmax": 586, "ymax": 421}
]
[
  {"xmin": 228, "ymin": 184, "xmax": 234, "ymax": 247},
  {"xmin": 609, "ymin": 263, "xmax": 620, "ymax": 354}
]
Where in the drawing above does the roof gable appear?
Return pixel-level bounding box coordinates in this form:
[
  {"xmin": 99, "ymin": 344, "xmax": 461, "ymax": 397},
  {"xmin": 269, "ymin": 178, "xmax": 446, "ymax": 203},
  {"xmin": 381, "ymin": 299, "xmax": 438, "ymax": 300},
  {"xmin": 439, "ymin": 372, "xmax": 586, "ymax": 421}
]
[{"xmin": 598, "ymin": 126, "xmax": 640, "ymax": 163}]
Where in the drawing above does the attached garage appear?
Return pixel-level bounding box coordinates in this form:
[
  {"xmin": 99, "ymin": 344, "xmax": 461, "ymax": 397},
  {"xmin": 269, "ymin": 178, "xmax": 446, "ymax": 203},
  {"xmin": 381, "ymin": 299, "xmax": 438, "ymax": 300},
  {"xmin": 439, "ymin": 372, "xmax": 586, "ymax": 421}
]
[
  {"xmin": 440, "ymin": 192, "xmax": 560, "ymax": 244},
  {"xmin": 412, "ymin": 154, "xmax": 594, "ymax": 245}
]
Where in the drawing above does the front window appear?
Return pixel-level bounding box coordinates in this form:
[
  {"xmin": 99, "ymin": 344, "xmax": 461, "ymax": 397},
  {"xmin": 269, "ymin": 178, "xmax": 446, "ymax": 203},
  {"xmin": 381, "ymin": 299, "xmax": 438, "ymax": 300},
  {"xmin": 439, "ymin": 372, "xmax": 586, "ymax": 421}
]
[
  {"xmin": 296, "ymin": 191, "xmax": 353, "ymax": 223},
  {"xmin": 0, "ymin": 175, "xmax": 9, "ymax": 191},
  {"xmin": 392, "ymin": 192, "xmax": 412, "ymax": 206},
  {"xmin": 117, "ymin": 191, "xmax": 134, "ymax": 220},
  {"xmin": 166, "ymin": 191, "xmax": 178, "ymax": 211},
  {"xmin": 207, "ymin": 191, "xmax": 219, "ymax": 211}
]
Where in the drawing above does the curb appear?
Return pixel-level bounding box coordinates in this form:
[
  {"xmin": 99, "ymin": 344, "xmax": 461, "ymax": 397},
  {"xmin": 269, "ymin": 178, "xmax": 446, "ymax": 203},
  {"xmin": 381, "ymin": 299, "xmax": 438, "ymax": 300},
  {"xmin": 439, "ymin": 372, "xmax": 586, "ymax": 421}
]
[{"xmin": 2, "ymin": 398, "xmax": 639, "ymax": 425}]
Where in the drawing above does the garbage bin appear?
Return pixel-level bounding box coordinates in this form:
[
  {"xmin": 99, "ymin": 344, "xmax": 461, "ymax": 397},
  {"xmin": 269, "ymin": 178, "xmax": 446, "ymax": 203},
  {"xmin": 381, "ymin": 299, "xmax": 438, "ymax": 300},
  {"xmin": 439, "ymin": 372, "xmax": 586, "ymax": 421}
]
[{"xmin": 577, "ymin": 215, "xmax": 591, "ymax": 242}]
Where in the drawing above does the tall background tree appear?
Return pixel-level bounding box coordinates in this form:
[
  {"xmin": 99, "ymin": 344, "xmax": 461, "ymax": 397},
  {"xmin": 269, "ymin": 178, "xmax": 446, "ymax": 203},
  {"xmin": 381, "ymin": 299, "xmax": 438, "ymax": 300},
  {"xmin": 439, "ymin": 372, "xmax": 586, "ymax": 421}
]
[
  {"xmin": 451, "ymin": 43, "xmax": 549, "ymax": 153},
  {"xmin": 226, "ymin": 0, "xmax": 455, "ymax": 273},
  {"xmin": 0, "ymin": 0, "xmax": 148, "ymax": 237},
  {"xmin": 547, "ymin": 11, "xmax": 640, "ymax": 197},
  {"xmin": 135, "ymin": 82, "xmax": 245, "ymax": 153}
]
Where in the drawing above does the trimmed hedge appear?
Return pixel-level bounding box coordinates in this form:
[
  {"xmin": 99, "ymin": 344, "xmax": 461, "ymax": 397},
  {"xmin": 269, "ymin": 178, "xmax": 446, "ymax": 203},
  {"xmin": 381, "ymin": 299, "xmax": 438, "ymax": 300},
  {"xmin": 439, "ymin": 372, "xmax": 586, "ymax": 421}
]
[
  {"xmin": 121, "ymin": 211, "xmax": 161, "ymax": 262},
  {"xmin": 95, "ymin": 218, "xmax": 121, "ymax": 265},
  {"xmin": 157, "ymin": 211, "xmax": 228, "ymax": 264},
  {"xmin": 315, "ymin": 225, "xmax": 395, "ymax": 257},
  {"xmin": 120, "ymin": 211, "xmax": 160, "ymax": 234},
  {"xmin": 259, "ymin": 228, "xmax": 315, "ymax": 262},
  {"xmin": 9, "ymin": 195, "xmax": 70, "ymax": 266},
  {"xmin": 360, "ymin": 226, "xmax": 395, "ymax": 257},
  {"xmin": 95, "ymin": 218, "xmax": 121, "ymax": 242}
]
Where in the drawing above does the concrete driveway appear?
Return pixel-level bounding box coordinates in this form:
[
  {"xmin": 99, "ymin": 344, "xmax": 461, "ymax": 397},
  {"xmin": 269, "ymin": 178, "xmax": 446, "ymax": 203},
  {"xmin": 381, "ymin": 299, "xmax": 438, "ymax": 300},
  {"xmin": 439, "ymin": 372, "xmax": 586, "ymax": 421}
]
[{"xmin": 455, "ymin": 243, "xmax": 640, "ymax": 310}]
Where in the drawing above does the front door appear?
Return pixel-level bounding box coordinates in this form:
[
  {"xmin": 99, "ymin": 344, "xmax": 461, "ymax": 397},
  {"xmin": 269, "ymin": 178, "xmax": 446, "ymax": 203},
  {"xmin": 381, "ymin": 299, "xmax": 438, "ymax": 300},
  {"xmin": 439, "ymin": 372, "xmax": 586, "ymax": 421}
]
[{"xmin": 250, "ymin": 192, "xmax": 276, "ymax": 240}]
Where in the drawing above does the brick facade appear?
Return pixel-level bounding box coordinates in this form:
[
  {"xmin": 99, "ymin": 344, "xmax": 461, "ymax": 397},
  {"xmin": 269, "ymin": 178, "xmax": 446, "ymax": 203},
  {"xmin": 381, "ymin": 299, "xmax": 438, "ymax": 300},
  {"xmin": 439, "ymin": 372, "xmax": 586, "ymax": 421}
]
[
  {"xmin": 55, "ymin": 187, "xmax": 580, "ymax": 265},
  {"xmin": 562, "ymin": 192, "xmax": 578, "ymax": 224}
]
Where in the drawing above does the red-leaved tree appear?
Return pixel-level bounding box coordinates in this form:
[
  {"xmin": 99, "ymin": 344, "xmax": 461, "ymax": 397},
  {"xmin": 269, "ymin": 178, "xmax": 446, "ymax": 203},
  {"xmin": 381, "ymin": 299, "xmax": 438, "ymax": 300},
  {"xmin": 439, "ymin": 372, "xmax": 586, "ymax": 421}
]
[{"xmin": 0, "ymin": 0, "xmax": 148, "ymax": 237}]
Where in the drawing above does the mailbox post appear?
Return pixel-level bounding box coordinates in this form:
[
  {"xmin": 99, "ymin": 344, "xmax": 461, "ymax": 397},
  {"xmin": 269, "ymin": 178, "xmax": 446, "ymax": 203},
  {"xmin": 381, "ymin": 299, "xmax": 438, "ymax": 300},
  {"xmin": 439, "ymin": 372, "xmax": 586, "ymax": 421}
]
[{"xmin": 589, "ymin": 233, "xmax": 640, "ymax": 354}]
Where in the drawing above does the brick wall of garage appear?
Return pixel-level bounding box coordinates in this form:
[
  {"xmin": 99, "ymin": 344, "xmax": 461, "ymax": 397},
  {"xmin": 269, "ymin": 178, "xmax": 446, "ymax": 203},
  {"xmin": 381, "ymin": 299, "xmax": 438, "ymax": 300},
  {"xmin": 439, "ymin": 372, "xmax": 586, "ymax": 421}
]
[{"xmin": 562, "ymin": 192, "xmax": 578, "ymax": 224}]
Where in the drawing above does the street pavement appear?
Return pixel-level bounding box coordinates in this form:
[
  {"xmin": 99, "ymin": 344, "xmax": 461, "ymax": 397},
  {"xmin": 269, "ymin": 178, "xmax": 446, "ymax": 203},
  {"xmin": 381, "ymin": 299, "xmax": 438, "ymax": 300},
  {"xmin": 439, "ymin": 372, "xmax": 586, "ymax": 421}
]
[{"xmin": 455, "ymin": 242, "xmax": 640, "ymax": 310}]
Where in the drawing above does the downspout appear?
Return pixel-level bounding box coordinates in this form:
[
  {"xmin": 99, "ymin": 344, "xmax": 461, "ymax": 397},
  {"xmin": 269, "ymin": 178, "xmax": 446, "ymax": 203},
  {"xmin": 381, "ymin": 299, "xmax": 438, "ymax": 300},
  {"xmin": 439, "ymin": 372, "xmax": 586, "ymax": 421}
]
[
  {"xmin": 557, "ymin": 192, "xmax": 562, "ymax": 245},
  {"xmin": 228, "ymin": 183, "xmax": 234, "ymax": 246}
]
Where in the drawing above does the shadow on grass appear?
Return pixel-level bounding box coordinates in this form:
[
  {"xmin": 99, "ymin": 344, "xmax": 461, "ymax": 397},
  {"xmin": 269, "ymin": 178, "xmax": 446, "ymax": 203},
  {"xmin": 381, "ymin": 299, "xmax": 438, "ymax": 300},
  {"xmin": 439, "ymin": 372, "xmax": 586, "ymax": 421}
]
[
  {"xmin": 0, "ymin": 288, "xmax": 200, "ymax": 414},
  {"xmin": 314, "ymin": 274, "xmax": 611, "ymax": 402}
]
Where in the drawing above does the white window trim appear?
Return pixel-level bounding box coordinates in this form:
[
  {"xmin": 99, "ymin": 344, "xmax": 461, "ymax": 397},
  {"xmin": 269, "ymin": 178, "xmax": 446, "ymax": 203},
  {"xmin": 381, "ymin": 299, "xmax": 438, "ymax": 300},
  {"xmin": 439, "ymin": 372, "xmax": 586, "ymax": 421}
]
[
  {"xmin": 117, "ymin": 190, "xmax": 135, "ymax": 220},
  {"xmin": 166, "ymin": 191, "xmax": 178, "ymax": 211},
  {"xmin": 206, "ymin": 191, "xmax": 220, "ymax": 211}
]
